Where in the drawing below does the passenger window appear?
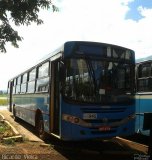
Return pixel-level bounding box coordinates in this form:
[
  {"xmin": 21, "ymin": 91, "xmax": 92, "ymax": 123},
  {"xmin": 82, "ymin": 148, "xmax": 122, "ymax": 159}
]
[
  {"xmin": 138, "ymin": 79, "xmax": 146, "ymax": 91},
  {"xmin": 16, "ymin": 85, "xmax": 20, "ymax": 94},
  {"xmin": 27, "ymin": 69, "xmax": 36, "ymax": 93},
  {"xmin": 138, "ymin": 78, "xmax": 152, "ymax": 92},
  {"xmin": 13, "ymin": 79, "xmax": 16, "ymax": 94},
  {"xmin": 27, "ymin": 81, "xmax": 35, "ymax": 93},
  {"xmin": 14, "ymin": 79, "xmax": 16, "ymax": 86},
  {"xmin": 21, "ymin": 73, "xmax": 27, "ymax": 93},
  {"xmin": 139, "ymin": 63, "xmax": 151, "ymax": 78},
  {"xmin": 36, "ymin": 62, "xmax": 50, "ymax": 93},
  {"xmin": 7, "ymin": 82, "xmax": 10, "ymax": 94},
  {"xmin": 21, "ymin": 83, "xmax": 27, "ymax": 93},
  {"xmin": 36, "ymin": 77, "xmax": 49, "ymax": 92},
  {"xmin": 38, "ymin": 62, "xmax": 49, "ymax": 78},
  {"xmin": 17, "ymin": 76, "xmax": 21, "ymax": 85},
  {"xmin": 22, "ymin": 73, "xmax": 27, "ymax": 83},
  {"xmin": 29, "ymin": 68, "xmax": 36, "ymax": 81},
  {"xmin": 15, "ymin": 76, "xmax": 21, "ymax": 94}
]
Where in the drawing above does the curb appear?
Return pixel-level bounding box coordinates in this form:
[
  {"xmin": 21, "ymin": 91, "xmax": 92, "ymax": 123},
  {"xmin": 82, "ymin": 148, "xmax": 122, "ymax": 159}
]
[
  {"xmin": 0, "ymin": 113, "xmax": 5, "ymax": 121},
  {"xmin": 3, "ymin": 135, "xmax": 23, "ymax": 143},
  {"xmin": 4, "ymin": 120, "xmax": 20, "ymax": 136},
  {"xmin": 0, "ymin": 113, "xmax": 23, "ymax": 142}
]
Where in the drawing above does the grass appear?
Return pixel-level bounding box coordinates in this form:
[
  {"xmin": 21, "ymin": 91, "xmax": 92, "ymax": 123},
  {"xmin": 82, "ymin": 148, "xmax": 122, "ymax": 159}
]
[
  {"xmin": 0, "ymin": 94, "xmax": 7, "ymax": 97},
  {"xmin": 0, "ymin": 121, "xmax": 15, "ymax": 145},
  {"xmin": 0, "ymin": 122, "xmax": 9, "ymax": 133},
  {"xmin": 0, "ymin": 122, "xmax": 14, "ymax": 137},
  {"xmin": 3, "ymin": 138, "xmax": 15, "ymax": 145},
  {"xmin": 0, "ymin": 99, "xmax": 7, "ymax": 106},
  {"xmin": 0, "ymin": 95, "xmax": 7, "ymax": 106}
]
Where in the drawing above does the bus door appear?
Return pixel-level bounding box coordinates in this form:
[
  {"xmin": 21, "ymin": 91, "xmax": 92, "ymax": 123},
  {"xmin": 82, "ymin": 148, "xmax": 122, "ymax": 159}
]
[{"xmin": 50, "ymin": 59, "xmax": 60, "ymax": 135}]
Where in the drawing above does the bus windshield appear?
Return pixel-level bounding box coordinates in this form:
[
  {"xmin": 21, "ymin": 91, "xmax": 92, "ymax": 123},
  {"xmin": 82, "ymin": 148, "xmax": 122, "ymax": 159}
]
[{"xmin": 62, "ymin": 58, "xmax": 133, "ymax": 104}]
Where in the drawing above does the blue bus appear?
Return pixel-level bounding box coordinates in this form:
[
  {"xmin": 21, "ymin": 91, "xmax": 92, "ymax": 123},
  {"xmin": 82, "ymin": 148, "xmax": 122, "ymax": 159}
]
[
  {"xmin": 135, "ymin": 59, "xmax": 152, "ymax": 136},
  {"xmin": 7, "ymin": 41, "xmax": 135, "ymax": 140}
]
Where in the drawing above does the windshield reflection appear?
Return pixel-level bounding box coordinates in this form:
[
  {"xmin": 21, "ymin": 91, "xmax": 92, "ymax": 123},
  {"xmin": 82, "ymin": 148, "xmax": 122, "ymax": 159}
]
[{"xmin": 62, "ymin": 58, "xmax": 133, "ymax": 104}]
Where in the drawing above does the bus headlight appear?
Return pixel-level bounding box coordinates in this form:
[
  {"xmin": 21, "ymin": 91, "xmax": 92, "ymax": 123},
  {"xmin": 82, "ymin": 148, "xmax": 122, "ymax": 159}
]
[
  {"xmin": 128, "ymin": 114, "xmax": 136, "ymax": 120},
  {"xmin": 74, "ymin": 117, "xmax": 79, "ymax": 123},
  {"xmin": 62, "ymin": 114, "xmax": 92, "ymax": 127},
  {"xmin": 66, "ymin": 115, "xmax": 79, "ymax": 124}
]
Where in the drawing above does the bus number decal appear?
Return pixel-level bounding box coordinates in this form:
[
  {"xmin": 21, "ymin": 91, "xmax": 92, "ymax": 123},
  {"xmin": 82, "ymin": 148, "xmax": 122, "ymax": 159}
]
[{"xmin": 83, "ymin": 113, "xmax": 97, "ymax": 119}]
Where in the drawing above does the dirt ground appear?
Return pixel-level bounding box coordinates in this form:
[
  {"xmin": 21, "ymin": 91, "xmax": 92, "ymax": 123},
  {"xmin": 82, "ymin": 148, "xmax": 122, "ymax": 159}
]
[
  {"xmin": 0, "ymin": 140, "xmax": 139, "ymax": 160},
  {"xmin": 0, "ymin": 108, "xmax": 68, "ymax": 160},
  {"xmin": 0, "ymin": 107, "xmax": 149, "ymax": 160},
  {"xmin": 0, "ymin": 141, "xmax": 67, "ymax": 160}
]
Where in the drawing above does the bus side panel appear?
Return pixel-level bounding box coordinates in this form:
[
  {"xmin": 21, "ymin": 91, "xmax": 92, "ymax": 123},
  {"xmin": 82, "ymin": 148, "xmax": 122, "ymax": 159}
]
[
  {"xmin": 135, "ymin": 95, "xmax": 141, "ymax": 133},
  {"xmin": 13, "ymin": 94, "xmax": 50, "ymax": 133},
  {"xmin": 14, "ymin": 95, "xmax": 36, "ymax": 126},
  {"xmin": 39, "ymin": 95, "xmax": 50, "ymax": 133},
  {"xmin": 138, "ymin": 95, "xmax": 152, "ymax": 136}
]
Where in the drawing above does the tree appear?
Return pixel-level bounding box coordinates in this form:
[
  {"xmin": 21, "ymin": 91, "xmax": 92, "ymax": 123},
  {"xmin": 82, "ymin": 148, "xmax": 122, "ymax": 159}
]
[{"xmin": 0, "ymin": 0, "xmax": 58, "ymax": 53}]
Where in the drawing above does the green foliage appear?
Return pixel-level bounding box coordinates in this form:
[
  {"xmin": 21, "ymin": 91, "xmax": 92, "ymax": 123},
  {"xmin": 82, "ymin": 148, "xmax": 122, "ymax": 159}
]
[
  {"xmin": 0, "ymin": 94, "xmax": 7, "ymax": 97},
  {"xmin": 0, "ymin": 122, "xmax": 15, "ymax": 145},
  {"xmin": 0, "ymin": 125, "xmax": 6, "ymax": 133},
  {"xmin": 0, "ymin": 122, "xmax": 9, "ymax": 133},
  {"xmin": 0, "ymin": 0, "xmax": 58, "ymax": 53},
  {"xmin": 0, "ymin": 98, "xmax": 7, "ymax": 106},
  {"xmin": 3, "ymin": 138, "xmax": 15, "ymax": 145}
]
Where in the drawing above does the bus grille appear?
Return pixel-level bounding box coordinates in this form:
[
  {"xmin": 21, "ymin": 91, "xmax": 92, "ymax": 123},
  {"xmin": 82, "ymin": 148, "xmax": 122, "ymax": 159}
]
[
  {"xmin": 85, "ymin": 119, "xmax": 121, "ymax": 123},
  {"xmin": 81, "ymin": 107, "xmax": 126, "ymax": 113},
  {"xmin": 91, "ymin": 130, "xmax": 116, "ymax": 134}
]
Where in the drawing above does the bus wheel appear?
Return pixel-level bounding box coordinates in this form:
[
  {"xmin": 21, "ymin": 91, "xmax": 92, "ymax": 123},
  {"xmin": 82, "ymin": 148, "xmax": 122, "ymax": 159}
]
[
  {"xmin": 36, "ymin": 115, "xmax": 46, "ymax": 140},
  {"xmin": 13, "ymin": 105, "xmax": 19, "ymax": 121}
]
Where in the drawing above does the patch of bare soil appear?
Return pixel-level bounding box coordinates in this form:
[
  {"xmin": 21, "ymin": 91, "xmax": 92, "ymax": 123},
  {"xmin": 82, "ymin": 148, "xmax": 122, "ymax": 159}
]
[{"xmin": 0, "ymin": 141, "xmax": 67, "ymax": 160}]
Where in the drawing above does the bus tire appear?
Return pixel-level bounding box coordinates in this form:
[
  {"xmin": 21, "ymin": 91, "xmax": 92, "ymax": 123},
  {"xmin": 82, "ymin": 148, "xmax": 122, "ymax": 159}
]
[
  {"xmin": 36, "ymin": 114, "xmax": 46, "ymax": 140},
  {"xmin": 13, "ymin": 105, "xmax": 19, "ymax": 122}
]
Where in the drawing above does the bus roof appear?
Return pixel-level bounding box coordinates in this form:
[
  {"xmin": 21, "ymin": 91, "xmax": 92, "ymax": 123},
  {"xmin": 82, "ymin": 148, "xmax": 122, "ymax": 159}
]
[
  {"xmin": 8, "ymin": 41, "xmax": 134, "ymax": 81},
  {"xmin": 64, "ymin": 41, "xmax": 134, "ymax": 51},
  {"xmin": 40, "ymin": 41, "xmax": 134, "ymax": 61}
]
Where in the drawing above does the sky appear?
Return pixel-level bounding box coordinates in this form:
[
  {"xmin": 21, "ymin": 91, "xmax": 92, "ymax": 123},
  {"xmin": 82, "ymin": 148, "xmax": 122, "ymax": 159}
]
[{"xmin": 0, "ymin": 0, "xmax": 152, "ymax": 90}]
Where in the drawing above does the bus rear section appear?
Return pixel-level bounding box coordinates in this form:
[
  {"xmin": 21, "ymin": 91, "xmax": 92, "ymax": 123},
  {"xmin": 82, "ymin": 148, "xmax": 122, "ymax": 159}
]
[{"xmin": 135, "ymin": 60, "xmax": 152, "ymax": 136}]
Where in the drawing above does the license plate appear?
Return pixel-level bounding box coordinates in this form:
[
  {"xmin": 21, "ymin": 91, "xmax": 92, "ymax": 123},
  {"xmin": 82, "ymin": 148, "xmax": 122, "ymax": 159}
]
[
  {"xmin": 83, "ymin": 113, "xmax": 97, "ymax": 119},
  {"xmin": 99, "ymin": 126, "xmax": 111, "ymax": 131}
]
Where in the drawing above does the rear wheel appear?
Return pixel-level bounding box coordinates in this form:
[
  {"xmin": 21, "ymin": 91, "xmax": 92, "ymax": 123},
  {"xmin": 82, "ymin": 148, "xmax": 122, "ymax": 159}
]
[
  {"xmin": 13, "ymin": 105, "xmax": 19, "ymax": 121},
  {"xmin": 36, "ymin": 114, "xmax": 46, "ymax": 140}
]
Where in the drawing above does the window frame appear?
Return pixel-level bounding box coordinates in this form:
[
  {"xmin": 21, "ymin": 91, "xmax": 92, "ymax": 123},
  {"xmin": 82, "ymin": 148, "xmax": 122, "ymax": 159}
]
[
  {"xmin": 27, "ymin": 68, "xmax": 37, "ymax": 93},
  {"xmin": 36, "ymin": 61, "xmax": 50, "ymax": 93},
  {"xmin": 137, "ymin": 62, "xmax": 152, "ymax": 92},
  {"xmin": 20, "ymin": 73, "xmax": 28, "ymax": 94}
]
